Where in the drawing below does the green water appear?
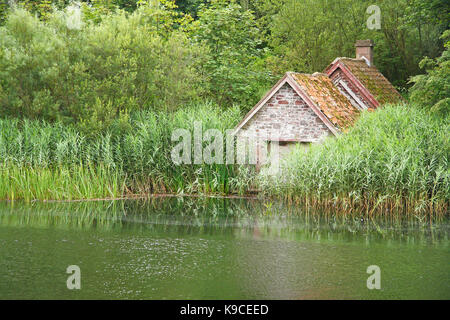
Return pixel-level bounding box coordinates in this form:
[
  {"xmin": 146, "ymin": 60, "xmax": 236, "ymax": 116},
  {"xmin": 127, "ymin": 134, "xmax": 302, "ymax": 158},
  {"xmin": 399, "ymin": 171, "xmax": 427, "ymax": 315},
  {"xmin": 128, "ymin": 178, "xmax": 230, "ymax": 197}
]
[{"xmin": 0, "ymin": 197, "xmax": 448, "ymax": 299}]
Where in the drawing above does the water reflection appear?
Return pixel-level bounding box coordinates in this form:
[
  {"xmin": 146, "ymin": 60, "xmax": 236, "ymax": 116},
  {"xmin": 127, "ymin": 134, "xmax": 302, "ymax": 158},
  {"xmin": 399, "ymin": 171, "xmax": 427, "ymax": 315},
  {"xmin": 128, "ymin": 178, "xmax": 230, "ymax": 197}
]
[
  {"xmin": 0, "ymin": 197, "xmax": 447, "ymax": 245},
  {"xmin": 0, "ymin": 198, "xmax": 448, "ymax": 299}
]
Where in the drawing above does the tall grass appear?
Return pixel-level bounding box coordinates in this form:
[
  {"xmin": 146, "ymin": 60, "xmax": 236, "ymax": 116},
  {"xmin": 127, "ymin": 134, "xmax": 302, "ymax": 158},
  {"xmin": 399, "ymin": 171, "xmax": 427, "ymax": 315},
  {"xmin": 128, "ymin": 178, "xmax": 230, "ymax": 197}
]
[
  {"xmin": 260, "ymin": 105, "xmax": 449, "ymax": 216},
  {"xmin": 0, "ymin": 164, "xmax": 125, "ymax": 202},
  {"xmin": 1, "ymin": 103, "xmax": 448, "ymax": 216},
  {"xmin": 0, "ymin": 103, "xmax": 254, "ymax": 201}
]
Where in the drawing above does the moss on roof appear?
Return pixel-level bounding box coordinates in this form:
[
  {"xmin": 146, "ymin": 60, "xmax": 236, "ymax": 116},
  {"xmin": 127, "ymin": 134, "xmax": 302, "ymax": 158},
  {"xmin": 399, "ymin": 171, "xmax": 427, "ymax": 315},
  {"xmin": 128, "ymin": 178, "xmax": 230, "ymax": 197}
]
[
  {"xmin": 291, "ymin": 73, "xmax": 360, "ymax": 130},
  {"xmin": 338, "ymin": 58, "xmax": 403, "ymax": 105}
]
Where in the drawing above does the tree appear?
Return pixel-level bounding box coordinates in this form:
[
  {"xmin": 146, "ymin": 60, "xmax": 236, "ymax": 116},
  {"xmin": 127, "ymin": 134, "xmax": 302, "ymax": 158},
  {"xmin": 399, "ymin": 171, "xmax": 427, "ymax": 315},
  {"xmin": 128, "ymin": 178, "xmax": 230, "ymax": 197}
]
[
  {"xmin": 0, "ymin": 7, "xmax": 205, "ymax": 133},
  {"xmin": 409, "ymin": 30, "xmax": 450, "ymax": 116},
  {"xmin": 265, "ymin": 0, "xmax": 367, "ymax": 75},
  {"xmin": 191, "ymin": 0, "xmax": 269, "ymax": 107},
  {"xmin": 175, "ymin": 0, "xmax": 207, "ymax": 18},
  {"xmin": 259, "ymin": 0, "xmax": 446, "ymax": 89}
]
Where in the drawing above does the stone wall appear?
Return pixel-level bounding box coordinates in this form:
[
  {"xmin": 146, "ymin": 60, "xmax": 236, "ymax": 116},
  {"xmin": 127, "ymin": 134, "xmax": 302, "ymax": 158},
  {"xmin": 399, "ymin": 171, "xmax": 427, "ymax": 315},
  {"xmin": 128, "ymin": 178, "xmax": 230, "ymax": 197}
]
[{"xmin": 238, "ymin": 83, "xmax": 332, "ymax": 142}]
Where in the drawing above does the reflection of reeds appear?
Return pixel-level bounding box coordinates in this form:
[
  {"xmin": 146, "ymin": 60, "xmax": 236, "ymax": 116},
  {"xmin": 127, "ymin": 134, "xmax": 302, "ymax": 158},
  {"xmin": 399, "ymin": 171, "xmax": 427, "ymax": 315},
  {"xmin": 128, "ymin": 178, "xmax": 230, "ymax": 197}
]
[
  {"xmin": 0, "ymin": 198, "xmax": 447, "ymax": 244},
  {"xmin": 0, "ymin": 200, "xmax": 126, "ymax": 231},
  {"xmin": 259, "ymin": 105, "xmax": 449, "ymax": 216}
]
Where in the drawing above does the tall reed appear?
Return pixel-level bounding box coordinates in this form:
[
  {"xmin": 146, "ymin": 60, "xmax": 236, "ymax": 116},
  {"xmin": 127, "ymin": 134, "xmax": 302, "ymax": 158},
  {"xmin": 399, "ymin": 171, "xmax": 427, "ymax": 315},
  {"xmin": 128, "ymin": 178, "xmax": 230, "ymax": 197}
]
[
  {"xmin": 259, "ymin": 105, "xmax": 449, "ymax": 216},
  {"xmin": 0, "ymin": 103, "xmax": 253, "ymax": 201},
  {"xmin": 1, "ymin": 103, "xmax": 448, "ymax": 217}
]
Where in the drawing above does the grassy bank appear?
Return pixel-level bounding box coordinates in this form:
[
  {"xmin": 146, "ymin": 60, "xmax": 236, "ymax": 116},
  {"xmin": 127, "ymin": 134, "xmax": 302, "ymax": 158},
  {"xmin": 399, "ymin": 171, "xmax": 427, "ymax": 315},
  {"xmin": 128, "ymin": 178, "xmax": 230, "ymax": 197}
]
[
  {"xmin": 0, "ymin": 103, "xmax": 254, "ymax": 201},
  {"xmin": 259, "ymin": 105, "xmax": 449, "ymax": 216}
]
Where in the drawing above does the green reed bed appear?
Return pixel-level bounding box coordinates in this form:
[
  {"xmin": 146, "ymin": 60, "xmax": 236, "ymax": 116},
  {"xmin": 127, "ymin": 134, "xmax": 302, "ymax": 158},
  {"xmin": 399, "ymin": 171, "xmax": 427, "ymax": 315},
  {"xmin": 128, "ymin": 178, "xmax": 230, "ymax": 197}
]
[
  {"xmin": 259, "ymin": 105, "xmax": 449, "ymax": 216},
  {"xmin": 0, "ymin": 164, "xmax": 125, "ymax": 202},
  {"xmin": 1, "ymin": 103, "xmax": 448, "ymax": 216},
  {"xmin": 0, "ymin": 103, "xmax": 252, "ymax": 201}
]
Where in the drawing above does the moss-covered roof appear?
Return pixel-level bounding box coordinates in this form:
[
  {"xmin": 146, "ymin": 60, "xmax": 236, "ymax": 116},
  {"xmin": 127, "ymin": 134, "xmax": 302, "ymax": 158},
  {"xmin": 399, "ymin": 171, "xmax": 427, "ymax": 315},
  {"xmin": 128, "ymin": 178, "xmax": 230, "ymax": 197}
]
[
  {"xmin": 337, "ymin": 58, "xmax": 403, "ymax": 105},
  {"xmin": 291, "ymin": 73, "xmax": 360, "ymax": 130}
]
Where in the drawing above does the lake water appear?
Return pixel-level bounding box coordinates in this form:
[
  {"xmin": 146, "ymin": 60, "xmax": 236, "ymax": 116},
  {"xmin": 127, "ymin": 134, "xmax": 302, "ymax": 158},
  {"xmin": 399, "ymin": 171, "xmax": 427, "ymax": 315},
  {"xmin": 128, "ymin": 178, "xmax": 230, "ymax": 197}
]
[{"xmin": 0, "ymin": 197, "xmax": 448, "ymax": 299}]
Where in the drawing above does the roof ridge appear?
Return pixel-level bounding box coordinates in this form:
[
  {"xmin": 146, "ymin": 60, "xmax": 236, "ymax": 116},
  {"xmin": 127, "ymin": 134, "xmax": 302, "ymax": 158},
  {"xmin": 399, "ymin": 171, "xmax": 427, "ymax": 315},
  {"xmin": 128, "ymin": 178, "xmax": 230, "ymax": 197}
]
[
  {"xmin": 337, "ymin": 57, "xmax": 366, "ymax": 62},
  {"xmin": 289, "ymin": 72, "xmax": 327, "ymax": 77}
]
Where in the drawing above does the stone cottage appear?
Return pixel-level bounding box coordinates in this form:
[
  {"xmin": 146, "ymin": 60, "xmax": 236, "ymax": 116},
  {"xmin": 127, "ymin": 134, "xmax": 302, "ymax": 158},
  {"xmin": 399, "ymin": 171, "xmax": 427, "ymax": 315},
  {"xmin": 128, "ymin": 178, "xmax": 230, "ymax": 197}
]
[{"xmin": 233, "ymin": 40, "xmax": 403, "ymax": 168}]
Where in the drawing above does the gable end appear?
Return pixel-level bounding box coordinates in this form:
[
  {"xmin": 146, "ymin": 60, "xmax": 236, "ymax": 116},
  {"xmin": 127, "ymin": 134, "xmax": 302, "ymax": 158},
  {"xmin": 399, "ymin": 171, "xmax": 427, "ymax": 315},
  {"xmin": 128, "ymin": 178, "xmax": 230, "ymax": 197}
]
[
  {"xmin": 237, "ymin": 82, "xmax": 333, "ymax": 142},
  {"xmin": 233, "ymin": 73, "xmax": 340, "ymax": 137}
]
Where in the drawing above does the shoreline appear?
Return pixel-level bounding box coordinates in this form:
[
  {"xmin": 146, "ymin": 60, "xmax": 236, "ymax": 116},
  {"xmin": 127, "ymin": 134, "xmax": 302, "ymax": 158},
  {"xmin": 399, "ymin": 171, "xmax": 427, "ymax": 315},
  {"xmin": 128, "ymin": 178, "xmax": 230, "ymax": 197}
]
[
  {"xmin": 0, "ymin": 192, "xmax": 447, "ymax": 218},
  {"xmin": 0, "ymin": 192, "xmax": 260, "ymax": 203}
]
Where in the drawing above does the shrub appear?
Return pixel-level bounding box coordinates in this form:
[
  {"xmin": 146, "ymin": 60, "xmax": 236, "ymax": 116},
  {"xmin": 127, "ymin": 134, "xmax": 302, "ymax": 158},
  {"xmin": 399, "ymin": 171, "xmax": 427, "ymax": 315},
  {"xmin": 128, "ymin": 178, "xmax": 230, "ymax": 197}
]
[
  {"xmin": 0, "ymin": 7, "xmax": 205, "ymax": 133},
  {"xmin": 409, "ymin": 30, "xmax": 450, "ymax": 116},
  {"xmin": 191, "ymin": 0, "xmax": 270, "ymax": 108}
]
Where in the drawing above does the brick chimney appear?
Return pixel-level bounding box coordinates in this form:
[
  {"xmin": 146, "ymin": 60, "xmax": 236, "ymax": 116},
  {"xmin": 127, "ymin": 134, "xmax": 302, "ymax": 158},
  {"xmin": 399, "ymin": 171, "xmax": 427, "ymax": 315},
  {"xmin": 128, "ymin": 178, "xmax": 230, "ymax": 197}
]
[{"xmin": 355, "ymin": 40, "xmax": 374, "ymax": 66}]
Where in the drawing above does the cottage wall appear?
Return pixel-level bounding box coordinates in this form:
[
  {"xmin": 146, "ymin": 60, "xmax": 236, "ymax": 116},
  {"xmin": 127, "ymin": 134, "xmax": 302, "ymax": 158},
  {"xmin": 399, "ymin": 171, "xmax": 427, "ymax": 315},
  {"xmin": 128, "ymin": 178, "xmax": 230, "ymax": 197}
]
[
  {"xmin": 329, "ymin": 69, "xmax": 372, "ymax": 110},
  {"xmin": 237, "ymin": 83, "xmax": 332, "ymax": 142}
]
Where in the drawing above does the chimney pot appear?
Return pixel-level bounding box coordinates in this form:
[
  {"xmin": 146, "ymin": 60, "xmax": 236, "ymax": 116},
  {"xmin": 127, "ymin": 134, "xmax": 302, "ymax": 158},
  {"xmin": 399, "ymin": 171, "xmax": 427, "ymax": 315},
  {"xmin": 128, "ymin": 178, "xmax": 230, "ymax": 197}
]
[{"xmin": 355, "ymin": 39, "xmax": 374, "ymax": 66}]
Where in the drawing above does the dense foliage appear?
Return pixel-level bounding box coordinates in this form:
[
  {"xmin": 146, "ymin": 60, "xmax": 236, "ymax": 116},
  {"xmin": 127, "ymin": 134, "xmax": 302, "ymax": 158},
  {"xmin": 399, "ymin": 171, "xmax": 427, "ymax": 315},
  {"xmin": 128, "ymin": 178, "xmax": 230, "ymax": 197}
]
[
  {"xmin": 409, "ymin": 30, "xmax": 450, "ymax": 116},
  {"xmin": 0, "ymin": 7, "xmax": 204, "ymax": 133},
  {"xmin": 190, "ymin": 0, "xmax": 269, "ymax": 106},
  {"xmin": 0, "ymin": 103, "xmax": 255, "ymax": 200},
  {"xmin": 0, "ymin": 0, "xmax": 448, "ymax": 131},
  {"xmin": 264, "ymin": 0, "xmax": 448, "ymax": 88},
  {"xmin": 260, "ymin": 105, "xmax": 449, "ymax": 215}
]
